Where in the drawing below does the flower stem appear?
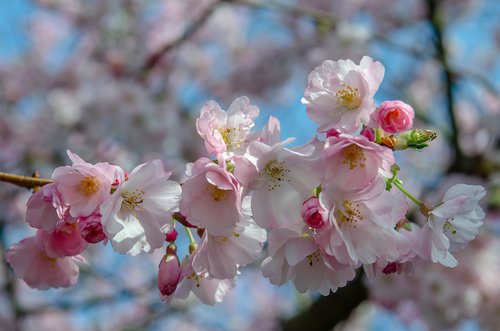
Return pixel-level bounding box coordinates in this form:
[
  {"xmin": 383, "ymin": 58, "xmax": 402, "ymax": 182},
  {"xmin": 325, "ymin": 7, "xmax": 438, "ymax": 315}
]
[
  {"xmin": 184, "ymin": 227, "xmax": 196, "ymax": 245},
  {"xmin": 0, "ymin": 171, "xmax": 53, "ymax": 189},
  {"xmin": 393, "ymin": 179, "xmax": 423, "ymax": 207}
]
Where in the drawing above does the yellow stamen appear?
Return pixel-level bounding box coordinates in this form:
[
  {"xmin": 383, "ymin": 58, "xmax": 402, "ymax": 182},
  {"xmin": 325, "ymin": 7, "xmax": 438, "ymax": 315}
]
[
  {"xmin": 336, "ymin": 84, "xmax": 361, "ymax": 111},
  {"xmin": 78, "ymin": 176, "xmax": 101, "ymax": 196},
  {"xmin": 341, "ymin": 144, "xmax": 366, "ymax": 170}
]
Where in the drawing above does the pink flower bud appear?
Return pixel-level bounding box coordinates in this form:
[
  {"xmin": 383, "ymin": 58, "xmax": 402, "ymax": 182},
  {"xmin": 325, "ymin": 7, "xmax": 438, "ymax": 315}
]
[
  {"xmin": 382, "ymin": 262, "xmax": 399, "ymax": 274},
  {"xmin": 326, "ymin": 129, "xmax": 341, "ymax": 138},
  {"xmin": 158, "ymin": 244, "xmax": 181, "ymax": 297},
  {"xmin": 79, "ymin": 214, "xmax": 107, "ymax": 244},
  {"xmin": 301, "ymin": 197, "xmax": 328, "ymax": 229},
  {"xmin": 360, "ymin": 127, "xmax": 375, "ymax": 141},
  {"xmin": 375, "ymin": 100, "xmax": 414, "ymax": 133},
  {"xmin": 165, "ymin": 228, "xmax": 178, "ymax": 242}
]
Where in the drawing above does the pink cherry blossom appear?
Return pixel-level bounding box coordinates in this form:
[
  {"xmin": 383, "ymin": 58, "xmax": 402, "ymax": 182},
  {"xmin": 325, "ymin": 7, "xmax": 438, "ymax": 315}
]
[
  {"xmin": 5, "ymin": 234, "xmax": 84, "ymax": 290},
  {"xmin": 166, "ymin": 254, "xmax": 235, "ymax": 305},
  {"xmin": 320, "ymin": 178, "xmax": 409, "ymax": 265},
  {"xmin": 302, "ymin": 56, "xmax": 385, "ymax": 133},
  {"xmin": 245, "ymin": 139, "xmax": 321, "ymax": 229},
  {"xmin": 372, "ymin": 100, "xmax": 414, "ymax": 133},
  {"xmin": 79, "ymin": 213, "xmax": 107, "ymax": 244},
  {"xmin": 192, "ymin": 202, "xmax": 266, "ymax": 279},
  {"xmin": 180, "ymin": 157, "xmax": 243, "ymax": 236},
  {"xmin": 261, "ymin": 224, "xmax": 356, "ymax": 295},
  {"xmin": 37, "ymin": 222, "xmax": 88, "ymax": 258},
  {"xmin": 196, "ymin": 96, "xmax": 259, "ymax": 155},
  {"xmin": 100, "ymin": 160, "xmax": 182, "ymax": 256},
  {"xmin": 322, "ymin": 134, "xmax": 394, "ymax": 193},
  {"xmin": 26, "ymin": 183, "xmax": 66, "ymax": 231},
  {"xmin": 418, "ymin": 184, "xmax": 486, "ymax": 267},
  {"xmin": 52, "ymin": 151, "xmax": 119, "ymax": 217}
]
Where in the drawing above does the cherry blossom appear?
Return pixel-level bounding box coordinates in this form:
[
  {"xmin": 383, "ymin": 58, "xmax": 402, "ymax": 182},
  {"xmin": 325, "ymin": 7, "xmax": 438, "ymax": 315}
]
[
  {"xmin": 180, "ymin": 157, "xmax": 243, "ymax": 236},
  {"xmin": 302, "ymin": 56, "xmax": 385, "ymax": 133},
  {"xmin": 100, "ymin": 160, "xmax": 182, "ymax": 256},
  {"xmin": 6, "ymin": 234, "xmax": 84, "ymax": 290},
  {"xmin": 418, "ymin": 184, "xmax": 486, "ymax": 267},
  {"xmin": 196, "ymin": 96, "xmax": 260, "ymax": 156}
]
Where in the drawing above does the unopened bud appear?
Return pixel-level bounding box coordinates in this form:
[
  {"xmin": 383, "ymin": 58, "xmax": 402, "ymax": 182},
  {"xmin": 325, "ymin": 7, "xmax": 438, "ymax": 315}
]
[
  {"xmin": 165, "ymin": 228, "xmax": 178, "ymax": 242},
  {"xmin": 79, "ymin": 214, "xmax": 107, "ymax": 244},
  {"xmin": 382, "ymin": 262, "xmax": 400, "ymax": 274},
  {"xmin": 394, "ymin": 129, "xmax": 437, "ymax": 150},
  {"xmin": 158, "ymin": 244, "xmax": 181, "ymax": 297},
  {"xmin": 301, "ymin": 197, "xmax": 328, "ymax": 229}
]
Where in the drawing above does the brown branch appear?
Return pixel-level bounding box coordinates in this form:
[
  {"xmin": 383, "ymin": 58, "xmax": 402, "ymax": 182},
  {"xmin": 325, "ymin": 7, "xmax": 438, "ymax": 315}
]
[
  {"xmin": 281, "ymin": 276, "xmax": 368, "ymax": 331},
  {"xmin": 0, "ymin": 171, "xmax": 53, "ymax": 189},
  {"xmin": 141, "ymin": 1, "xmax": 221, "ymax": 73}
]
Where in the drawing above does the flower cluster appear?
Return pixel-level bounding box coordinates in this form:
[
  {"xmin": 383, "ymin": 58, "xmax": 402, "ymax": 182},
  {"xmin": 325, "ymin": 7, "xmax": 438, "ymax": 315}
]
[{"xmin": 6, "ymin": 57, "xmax": 486, "ymax": 305}]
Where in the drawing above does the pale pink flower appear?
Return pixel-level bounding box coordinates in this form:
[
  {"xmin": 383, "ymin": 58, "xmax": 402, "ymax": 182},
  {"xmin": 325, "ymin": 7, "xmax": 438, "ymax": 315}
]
[
  {"xmin": 322, "ymin": 134, "xmax": 394, "ymax": 192},
  {"xmin": 257, "ymin": 115, "xmax": 281, "ymax": 146},
  {"xmin": 245, "ymin": 139, "xmax": 321, "ymax": 229},
  {"xmin": 372, "ymin": 100, "xmax": 414, "ymax": 133},
  {"xmin": 100, "ymin": 160, "xmax": 181, "ymax": 256},
  {"xmin": 363, "ymin": 222, "xmax": 421, "ymax": 278},
  {"xmin": 6, "ymin": 234, "xmax": 84, "ymax": 289},
  {"xmin": 302, "ymin": 56, "xmax": 385, "ymax": 133},
  {"xmin": 158, "ymin": 244, "xmax": 182, "ymax": 297},
  {"xmin": 167, "ymin": 255, "xmax": 235, "ymax": 305},
  {"xmin": 79, "ymin": 213, "xmax": 107, "ymax": 244},
  {"xmin": 418, "ymin": 184, "xmax": 486, "ymax": 267},
  {"xmin": 192, "ymin": 201, "xmax": 266, "ymax": 279},
  {"xmin": 196, "ymin": 96, "xmax": 259, "ymax": 155},
  {"xmin": 26, "ymin": 183, "xmax": 65, "ymax": 231},
  {"xmin": 180, "ymin": 157, "xmax": 243, "ymax": 236},
  {"xmin": 53, "ymin": 151, "xmax": 119, "ymax": 217},
  {"xmin": 37, "ymin": 222, "xmax": 87, "ymax": 257},
  {"xmin": 320, "ymin": 178, "xmax": 409, "ymax": 265},
  {"xmin": 261, "ymin": 224, "xmax": 356, "ymax": 294}
]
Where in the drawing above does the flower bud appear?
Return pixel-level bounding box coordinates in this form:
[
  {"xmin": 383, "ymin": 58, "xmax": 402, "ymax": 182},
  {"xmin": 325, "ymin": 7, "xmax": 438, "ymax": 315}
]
[
  {"xmin": 326, "ymin": 129, "xmax": 340, "ymax": 138},
  {"xmin": 79, "ymin": 214, "xmax": 107, "ymax": 244},
  {"xmin": 165, "ymin": 228, "xmax": 178, "ymax": 242},
  {"xmin": 158, "ymin": 244, "xmax": 181, "ymax": 297},
  {"xmin": 360, "ymin": 127, "xmax": 375, "ymax": 141},
  {"xmin": 301, "ymin": 197, "xmax": 328, "ymax": 229},
  {"xmin": 394, "ymin": 129, "xmax": 437, "ymax": 150},
  {"xmin": 375, "ymin": 100, "xmax": 414, "ymax": 133},
  {"xmin": 382, "ymin": 262, "xmax": 400, "ymax": 274}
]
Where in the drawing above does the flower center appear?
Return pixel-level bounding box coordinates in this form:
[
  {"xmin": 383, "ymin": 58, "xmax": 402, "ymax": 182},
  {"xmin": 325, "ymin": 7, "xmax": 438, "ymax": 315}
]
[
  {"xmin": 79, "ymin": 176, "xmax": 101, "ymax": 196},
  {"xmin": 210, "ymin": 185, "xmax": 228, "ymax": 202},
  {"xmin": 220, "ymin": 127, "xmax": 243, "ymax": 149},
  {"xmin": 335, "ymin": 200, "xmax": 363, "ymax": 228},
  {"xmin": 306, "ymin": 250, "xmax": 321, "ymax": 266},
  {"xmin": 121, "ymin": 189, "xmax": 145, "ymax": 215},
  {"xmin": 341, "ymin": 144, "xmax": 366, "ymax": 170},
  {"xmin": 443, "ymin": 219, "xmax": 457, "ymax": 235},
  {"xmin": 262, "ymin": 159, "xmax": 290, "ymax": 191},
  {"xmin": 336, "ymin": 84, "xmax": 361, "ymax": 111}
]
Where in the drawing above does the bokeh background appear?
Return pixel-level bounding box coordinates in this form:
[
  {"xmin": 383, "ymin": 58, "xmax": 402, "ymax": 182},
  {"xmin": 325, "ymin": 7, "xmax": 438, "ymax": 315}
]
[{"xmin": 0, "ymin": 0, "xmax": 499, "ymax": 330}]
